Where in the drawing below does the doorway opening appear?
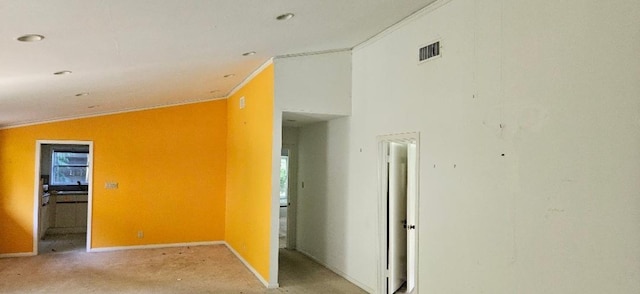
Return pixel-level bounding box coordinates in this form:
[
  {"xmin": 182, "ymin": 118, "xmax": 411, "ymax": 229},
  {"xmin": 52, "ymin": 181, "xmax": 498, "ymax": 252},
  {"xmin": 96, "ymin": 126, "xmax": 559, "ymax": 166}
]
[
  {"xmin": 279, "ymin": 149, "xmax": 290, "ymax": 248},
  {"xmin": 279, "ymin": 144, "xmax": 298, "ymax": 250},
  {"xmin": 34, "ymin": 140, "xmax": 94, "ymax": 255},
  {"xmin": 378, "ymin": 133, "xmax": 419, "ymax": 294}
]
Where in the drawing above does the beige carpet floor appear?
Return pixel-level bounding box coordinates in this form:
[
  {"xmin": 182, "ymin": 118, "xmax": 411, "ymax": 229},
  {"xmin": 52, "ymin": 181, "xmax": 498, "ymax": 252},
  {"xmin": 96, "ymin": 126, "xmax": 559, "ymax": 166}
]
[{"xmin": 0, "ymin": 243, "xmax": 367, "ymax": 294}]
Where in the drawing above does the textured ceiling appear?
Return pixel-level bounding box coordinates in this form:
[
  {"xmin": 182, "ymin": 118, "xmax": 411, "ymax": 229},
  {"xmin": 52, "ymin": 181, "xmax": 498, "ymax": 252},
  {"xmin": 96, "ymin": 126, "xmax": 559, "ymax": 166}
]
[{"xmin": 0, "ymin": 0, "xmax": 436, "ymax": 128}]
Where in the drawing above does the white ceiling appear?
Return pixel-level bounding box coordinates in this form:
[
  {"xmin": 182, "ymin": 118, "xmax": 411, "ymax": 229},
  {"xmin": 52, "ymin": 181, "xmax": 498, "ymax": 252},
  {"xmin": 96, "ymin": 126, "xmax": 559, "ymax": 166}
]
[{"xmin": 0, "ymin": 0, "xmax": 435, "ymax": 128}]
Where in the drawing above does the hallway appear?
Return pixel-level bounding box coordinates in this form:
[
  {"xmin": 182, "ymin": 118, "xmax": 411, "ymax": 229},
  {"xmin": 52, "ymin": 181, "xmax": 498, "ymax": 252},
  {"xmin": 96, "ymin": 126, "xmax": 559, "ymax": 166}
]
[{"xmin": 278, "ymin": 249, "xmax": 366, "ymax": 293}]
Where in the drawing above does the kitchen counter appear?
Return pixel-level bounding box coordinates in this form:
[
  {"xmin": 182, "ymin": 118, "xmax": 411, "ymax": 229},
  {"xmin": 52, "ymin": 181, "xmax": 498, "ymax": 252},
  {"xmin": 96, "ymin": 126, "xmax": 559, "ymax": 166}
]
[{"xmin": 54, "ymin": 191, "xmax": 88, "ymax": 195}]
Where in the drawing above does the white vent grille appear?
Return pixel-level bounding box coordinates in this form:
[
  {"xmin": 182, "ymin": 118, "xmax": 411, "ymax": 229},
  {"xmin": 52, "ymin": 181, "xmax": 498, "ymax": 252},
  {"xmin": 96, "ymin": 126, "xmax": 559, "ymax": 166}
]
[{"xmin": 419, "ymin": 41, "xmax": 440, "ymax": 63}]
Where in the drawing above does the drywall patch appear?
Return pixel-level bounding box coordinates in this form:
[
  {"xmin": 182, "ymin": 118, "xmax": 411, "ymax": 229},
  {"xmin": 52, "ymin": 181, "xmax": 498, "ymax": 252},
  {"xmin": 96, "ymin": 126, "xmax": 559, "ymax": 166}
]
[
  {"xmin": 517, "ymin": 106, "xmax": 550, "ymax": 133},
  {"xmin": 483, "ymin": 105, "xmax": 550, "ymax": 139},
  {"xmin": 545, "ymin": 208, "xmax": 566, "ymax": 219}
]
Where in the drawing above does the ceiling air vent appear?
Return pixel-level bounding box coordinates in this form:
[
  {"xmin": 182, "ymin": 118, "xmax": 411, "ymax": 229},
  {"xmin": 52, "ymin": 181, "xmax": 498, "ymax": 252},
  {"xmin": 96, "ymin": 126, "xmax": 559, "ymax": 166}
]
[{"xmin": 419, "ymin": 41, "xmax": 440, "ymax": 63}]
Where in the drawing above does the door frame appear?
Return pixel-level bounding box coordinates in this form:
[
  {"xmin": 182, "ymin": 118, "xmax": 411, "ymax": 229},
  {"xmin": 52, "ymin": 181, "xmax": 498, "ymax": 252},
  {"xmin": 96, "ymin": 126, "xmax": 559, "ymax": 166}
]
[
  {"xmin": 33, "ymin": 140, "xmax": 94, "ymax": 254},
  {"xmin": 377, "ymin": 132, "xmax": 420, "ymax": 294}
]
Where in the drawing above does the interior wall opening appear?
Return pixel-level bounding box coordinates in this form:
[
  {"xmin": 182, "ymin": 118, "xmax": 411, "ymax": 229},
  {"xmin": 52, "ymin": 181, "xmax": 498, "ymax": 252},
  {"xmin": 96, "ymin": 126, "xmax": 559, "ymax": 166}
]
[
  {"xmin": 280, "ymin": 148, "xmax": 290, "ymax": 249},
  {"xmin": 35, "ymin": 141, "xmax": 93, "ymax": 255}
]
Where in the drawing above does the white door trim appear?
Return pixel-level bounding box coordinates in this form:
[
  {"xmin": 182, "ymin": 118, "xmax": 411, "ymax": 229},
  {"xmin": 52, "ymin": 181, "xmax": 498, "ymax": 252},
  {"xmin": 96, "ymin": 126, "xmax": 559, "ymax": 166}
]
[
  {"xmin": 377, "ymin": 132, "xmax": 420, "ymax": 294},
  {"xmin": 33, "ymin": 140, "xmax": 94, "ymax": 254}
]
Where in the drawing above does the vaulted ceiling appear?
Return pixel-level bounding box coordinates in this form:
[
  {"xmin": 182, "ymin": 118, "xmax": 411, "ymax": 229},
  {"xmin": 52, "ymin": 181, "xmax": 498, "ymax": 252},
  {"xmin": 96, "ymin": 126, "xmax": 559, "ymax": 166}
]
[{"xmin": 0, "ymin": 0, "xmax": 436, "ymax": 128}]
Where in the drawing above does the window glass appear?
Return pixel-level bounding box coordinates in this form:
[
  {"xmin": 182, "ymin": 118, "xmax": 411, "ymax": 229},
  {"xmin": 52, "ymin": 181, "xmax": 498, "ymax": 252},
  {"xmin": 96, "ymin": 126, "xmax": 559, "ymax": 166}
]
[
  {"xmin": 280, "ymin": 156, "xmax": 289, "ymax": 206},
  {"xmin": 51, "ymin": 152, "xmax": 89, "ymax": 185}
]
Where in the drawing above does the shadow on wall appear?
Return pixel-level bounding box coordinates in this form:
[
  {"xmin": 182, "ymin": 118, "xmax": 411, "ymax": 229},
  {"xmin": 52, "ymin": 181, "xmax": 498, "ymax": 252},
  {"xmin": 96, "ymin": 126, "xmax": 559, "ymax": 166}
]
[
  {"xmin": 0, "ymin": 204, "xmax": 33, "ymax": 254},
  {"xmin": 297, "ymin": 118, "xmax": 351, "ymax": 269},
  {"xmin": 0, "ymin": 135, "xmax": 33, "ymax": 254}
]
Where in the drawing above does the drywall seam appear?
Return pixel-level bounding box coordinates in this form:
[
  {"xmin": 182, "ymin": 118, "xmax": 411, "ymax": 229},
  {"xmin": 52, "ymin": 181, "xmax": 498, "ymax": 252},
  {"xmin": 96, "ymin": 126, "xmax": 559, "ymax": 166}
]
[
  {"xmin": 296, "ymin": 248, "xmax": 375, "ymax": 293},
  {"xmin": 225, "ymin": 242, "xmax": 277, "ymax": 289},
  {"xmin": 89, "ymin": 241, "xmax": 224, "ymax": 253},
  {"xmin": 354, "ymin": 0, "xmax": 453, "ymax": 52},
  {"xmin": 226, "ymin": 58, "xmax": 274, "ymax": 98}
]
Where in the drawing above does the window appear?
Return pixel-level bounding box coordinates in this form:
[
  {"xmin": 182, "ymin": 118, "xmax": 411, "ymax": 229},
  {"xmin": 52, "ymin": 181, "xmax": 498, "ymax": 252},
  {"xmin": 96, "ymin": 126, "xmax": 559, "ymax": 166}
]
[
  {"xmin": 280, "ymin": 156, "xmax": 289, "ymax": 206},
  {"xmin": 51, "ymin": 151, "xmax": 89, "ymax": 186}
]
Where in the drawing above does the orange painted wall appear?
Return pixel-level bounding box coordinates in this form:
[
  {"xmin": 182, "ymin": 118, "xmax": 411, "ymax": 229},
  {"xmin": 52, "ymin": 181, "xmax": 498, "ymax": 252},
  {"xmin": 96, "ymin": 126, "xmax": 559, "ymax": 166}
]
[
  {"xmin": 0, "ymin": 100, "xmax": 227, "ymax": 254},
  {"xmin": 226, "ymin": 64, "xmax": 274, "ymax": 281}
]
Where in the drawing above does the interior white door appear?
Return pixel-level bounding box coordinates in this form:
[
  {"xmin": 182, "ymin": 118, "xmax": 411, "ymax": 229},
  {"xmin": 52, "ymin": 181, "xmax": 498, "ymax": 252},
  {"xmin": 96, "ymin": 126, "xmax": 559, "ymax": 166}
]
[
  {"xmin": 388, "ymin": 142, "xmax": 408, "ymax": 294},
  {"xmin": 406, "ymin": 143, "xmax": 417, "ymax": 293}
]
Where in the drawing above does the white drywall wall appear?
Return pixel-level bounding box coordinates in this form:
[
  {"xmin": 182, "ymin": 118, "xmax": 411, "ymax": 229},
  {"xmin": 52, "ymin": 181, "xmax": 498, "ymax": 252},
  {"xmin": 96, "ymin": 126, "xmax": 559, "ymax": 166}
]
[
  {"xmin": 295, "ymin": 0, "xmax": 640, "ymax": 293},
  {"xmin": 282, "ymin": 127, "xmax": 299, "ymax": 146},
  {"xmin": 40, "ymin": 145, "xmax": 52, "ymax": 177},
  {"xmin": 271, "ymin": 51, "xmax": 353, "ymax": 286},
  {"xmin": 296, "ymin": 119, "xmax": 376, "ymax": 292},
  {"xmin": 274, "ymin": 51, "xmax": 352, "ymax": 115}
]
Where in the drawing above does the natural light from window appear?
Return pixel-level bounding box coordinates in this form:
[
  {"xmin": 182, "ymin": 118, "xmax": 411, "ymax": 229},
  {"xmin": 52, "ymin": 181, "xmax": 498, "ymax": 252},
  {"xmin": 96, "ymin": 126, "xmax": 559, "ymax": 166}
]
[
  {"xmin": 280, "ymin": 156, "xmax": 289, "ymax": 206},
  {"xmin": 51, "ymin": 151, "xmax": 89, "ymax": 186}
]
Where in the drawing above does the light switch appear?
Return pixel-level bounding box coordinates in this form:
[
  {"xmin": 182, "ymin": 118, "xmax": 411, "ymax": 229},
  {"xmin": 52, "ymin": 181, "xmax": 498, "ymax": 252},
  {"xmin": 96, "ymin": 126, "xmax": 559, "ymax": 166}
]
[
  {"xmin": 239, "ymin": 96, "xmax": 246, "ymax": 109},
  {"xmin": 105, "ymin": 182, "xmax": 118, "ymax": 189}
]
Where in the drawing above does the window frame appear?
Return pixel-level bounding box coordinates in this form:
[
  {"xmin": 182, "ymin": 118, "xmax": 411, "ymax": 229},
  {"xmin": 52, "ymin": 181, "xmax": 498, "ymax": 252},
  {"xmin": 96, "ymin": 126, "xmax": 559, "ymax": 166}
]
[{"xmin": 50, "ymin": 150, "xmax": 90, "ymax": 186}]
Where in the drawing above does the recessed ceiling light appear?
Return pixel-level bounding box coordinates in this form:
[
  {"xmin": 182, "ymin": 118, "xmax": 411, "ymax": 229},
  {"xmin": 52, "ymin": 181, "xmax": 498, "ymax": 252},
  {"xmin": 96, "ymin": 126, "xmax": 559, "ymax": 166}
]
[
  {"xmin": 54, "ymin": 70, "xmax": 72, "ymax": 75},
  {"xmin": 75, "ymin": 92, "xmax": 89, "ymax": 97},
  {"xmin": 224, "ymin": 74, "xmax": 235, "ymax": 78},
  {"xmin": 17, "ymin": 34, "xmax": 45, "ymax": 42},
  {"xmin": 242, "ymin": 51, "xmax": 256, "ymax": 56},
  {"xmin": 276, "ymin": 13, "xmax": 295, "ymax": 21}
]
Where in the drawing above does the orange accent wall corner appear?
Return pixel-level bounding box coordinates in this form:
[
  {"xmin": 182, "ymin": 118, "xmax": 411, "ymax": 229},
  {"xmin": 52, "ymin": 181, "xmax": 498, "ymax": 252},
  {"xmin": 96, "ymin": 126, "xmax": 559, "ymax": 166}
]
[{"xmin": 225, "ymin": 64, "xmax": 275, "ymax": 281}]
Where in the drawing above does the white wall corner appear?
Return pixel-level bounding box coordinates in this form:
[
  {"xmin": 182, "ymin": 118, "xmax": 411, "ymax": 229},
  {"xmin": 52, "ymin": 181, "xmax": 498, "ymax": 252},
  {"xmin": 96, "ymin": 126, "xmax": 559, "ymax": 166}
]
[{"xmin": 296, "ymin": 248, "xmax": 375, "ymax": 293}]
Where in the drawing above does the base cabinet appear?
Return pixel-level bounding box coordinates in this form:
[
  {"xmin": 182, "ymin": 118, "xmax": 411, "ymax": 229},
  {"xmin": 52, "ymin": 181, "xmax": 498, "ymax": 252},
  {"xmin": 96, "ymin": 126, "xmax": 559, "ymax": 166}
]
[{"xmin": 49, "ymin": 194, "xmax": 88, "ymax": 234}]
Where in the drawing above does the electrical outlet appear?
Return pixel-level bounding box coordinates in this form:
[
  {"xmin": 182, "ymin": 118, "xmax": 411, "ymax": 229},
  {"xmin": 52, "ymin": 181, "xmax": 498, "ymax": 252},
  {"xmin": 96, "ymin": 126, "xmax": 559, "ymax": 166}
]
[
  {"xmin": 137, "ymin": 231, "xmax": 144, "ymax": 238},
  {"xmin": 105, "ymin": 182, "xmax": 118, "ymax": 189}
]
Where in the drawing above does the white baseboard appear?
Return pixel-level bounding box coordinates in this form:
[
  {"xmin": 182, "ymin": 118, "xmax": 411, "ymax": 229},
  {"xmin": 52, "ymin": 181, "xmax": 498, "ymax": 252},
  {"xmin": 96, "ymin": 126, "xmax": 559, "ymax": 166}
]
[
  {"xmin": 0, "ymin": 252, "xmax": 36, "ymax": 258},
  {"xmin": 224, "ymin": 242, "xmax": 277, "ymax": 288},
  {"xmin": 89, "ymin": 241, "xmax": 224, "ymax": 253},
  {"xmin": 296, "ymin": 249, "xmax": 374, "ymax": 293}
]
